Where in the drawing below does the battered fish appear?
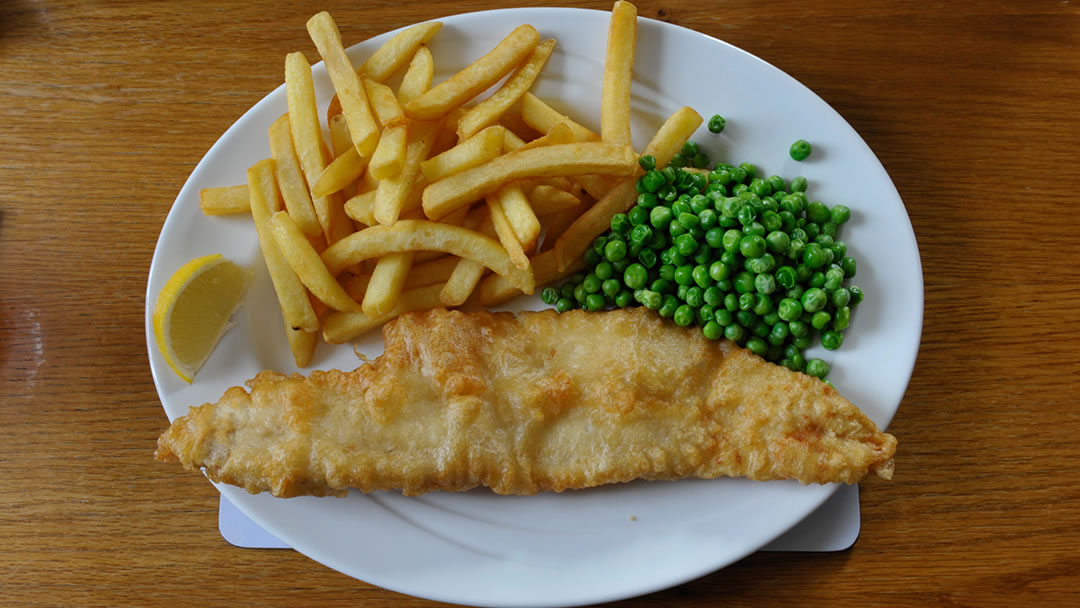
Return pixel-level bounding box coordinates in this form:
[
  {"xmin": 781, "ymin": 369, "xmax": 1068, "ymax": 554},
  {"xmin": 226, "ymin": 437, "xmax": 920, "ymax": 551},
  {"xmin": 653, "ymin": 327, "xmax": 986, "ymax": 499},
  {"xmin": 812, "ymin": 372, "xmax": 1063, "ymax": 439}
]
[{"xmin": 156, "ymin": 308, "xmax": 896, "ymax": 497}]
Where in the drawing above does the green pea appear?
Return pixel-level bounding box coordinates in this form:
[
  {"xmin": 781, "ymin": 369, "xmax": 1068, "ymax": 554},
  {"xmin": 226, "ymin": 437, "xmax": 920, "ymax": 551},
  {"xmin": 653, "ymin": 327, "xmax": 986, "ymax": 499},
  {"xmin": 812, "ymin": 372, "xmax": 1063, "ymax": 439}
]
[
  {"xmin": 820, "ymin": 221, "xmax": 838, "ymax": 238},
  {"xmin": 804, "ymin": 222, "xmax": 821, "ymax": 240},
  {"xmin": 736, "ymin": 205, "xmax": 757, "ymax": 226},
  {"xmin": 824, "ymin": 268, "xmax": 845, "ymax": 291},
  {"xmin": 708, "ymin": 114, "xmax": 726, "ymax": 133},
  {"xmin": 698, "ymin": 209, "xmax": 718, "ymax": 230},
  {"xmin": 610, "ymin": 213, "xmax": 631, "ymax": 235},
  {"xmin": 669, "ymin": 153, "xmax": 687, "ymax": 168},
  {"xmin": 801, "ymin": 287, "xmax": 827, "ymax": 313},
  {"xmin": 777, "ymin": 298, "xmax": 803, "ymax": 321},
  {"xmin": 709, "ymin": 260, "xmax": 730, "ymax": 282},
  {"xmin": 539, "ymin": 286, "xmax": 558, "ymax": 305},
  {"xmin": 660, "ymin": 166, "xmax": 677, "ymax": 183},
  {"xmin": 641, "ymin": 170, "xmax": 665, "ymax": 192},
  {"xmin": 697, "ymin": 304, "xmax": 715, "ymax": 325},
  {"xmin": 746, "ymin": 253, "xmax": 776, "ymax": 275},
  {"xmin": 658, "ymin": 264, "xmax": 676, "ymax": 281},
  {"xmin": 628, "ymin": 205, "xmax": 649, "ymax": 227},
  {"xmin": 671, "ymin": 304, "xmax": 694, "ymax": 326},
  {"xmin": 703, "ymin": 320, "xmax": 723, "ymax": 340},
  {"xmin": 809, "ymin": 271, "xmax": 826, "ymax": 289},
  {"xmin": 724, "ymin": 323, "xmax": 745, "ymax": 342},
  {"xmin": 666, "ymin": 246, "xmax": 687, "ymax": 266},
  {"xmin": 614, "ymin": 290, "xmax": 634, "ymax": 308},
  {"xmin": 788, "ymin": 319, "xmax": 810, "ymax": 338},
  {"xmin": 650, "ymin": 206, "xmax": 673, "ymax": 230},
  {"xmin": 766, "ymin": 175, "xmax": 786, "ymax": 193},
  {"xmin": 560, "ymin": 282, "xmax": 576, "ymax": 300},
  {"xmin": 658, "ymin": 294, "xmax": 679, "ymax": 318},
  {"xmin": 754, "ymin": 272, "xmax": 777, "ymax": 295},
  {"xmin": 803, "ymin": 242, "xmax": 828, "ymax": 269},
  {"xmin": 754, "ymin": 321, "xmax": 771, "ymax": 339},
  {"xmin": 594, "ymin": 261, "xmax": 614, "ymax": 281},
  {"xmin": 831, "ymin": 204, "xmax": 851, "ymax": 224},
  {"xmin": 806, "ymin": 358, "xmax": 830, "ymax": 379},
  {"xmin": 738, "ymin": 163, "xmax": 755, "ymax": 181},
  {"xmin": 685, "ymin": 286, "xmax": 704, "ymax": 307},
  {"xmin": 849, "ymin": 285, "xmax": 864, "ymax": 306},
  {"xmin": 601, "ymin": 278, "xmax": 622, "ymax": 297},
  {"xmin": 640, "ymin": 289, "xmax": 662, "ymax": 310},
  {"xmin": 612, "ymin": 258, "xmax": 631, "ymax": 273},
  {"xmin": 815, "ymin": 233, "xmax": 835, "ymax": 248},
  {"xmin": 770, "ymin": 322, "xmax": 790, "ymax": 343},
  {"xmin": 775, "ymin": 265, "xmax": 797, "ymax": 289},
  {"xmin": 841, "ymin": 256, "xmax": 857, "ymax": 278},
  {"xmin": 604, "ymin": 239, "xmax": 627, "ymax": 262},
  {"xmin": 832, "ymin": 288, "xmax": 851, "ymax": 308},
  {"xmin": 811, "ymin": 310, "xmax": 832, "ymax": 330},
  {"xmin": 623, "ymin": 263, "xmax": 648, "ymax": 289},
  {"xmin": 833, "ymin": 305, "xmax": 851, "ymax": 330},
  {"xmin": 674, "ymin": 233, "xmax": 698, "ymax": 256},
  {"xmin": 807, "ymin": 201, "xmax": 830, "ymax": 224},
  {"xmin": 657, "ymin": 183, "xmax": 677, "ymax": 201},
  {"xmin": 749, "ymin": 178, "xmax": 771, "ymax": 197},
  {"xmin": 582, "ymin": 273, "xmax": 601, "ymax": 293},
  {"xmin": 752, "ymin": 293, "xmax": 773, "ymax": 315},
  {"xmin": 739, "ymin": 234, "xmax": 767, "ymax": 258},
  {"xmin": 650, "ymin": 278, "xmax": 672, "ymax": 294},
  {"xmin": 690, "ymin": 265, "xmax": 711, "ymax": 288},
  {"xmin": 573, "ymin": 283, "xmax": 588, "ymax": 303},
  {"xmin": 674, "ymin": 264, "xmax": 695, "ymax": 286},
  {"xmin": 585, "ymin": 293, "xmax": 605, "ymax": 311},
  {"xmin": 637, "ymin": 248, "xmax": 657, "ymax": 269},
  {"xmin": 792, "ymin": 334, "xmax": 812, "ymax": 349},
  {"xmin": 681, "ymin": 141, "xmax": 699, "ymax": 157},
  {"xmin": 734, "ymin": 271, "xmax": 756, "ymax": 294},
  {"xmin": 638, "ymin": 154, "xmax": 657, "ymax": 171},
  {"xmin": 762, "ymin": 311, "xmax": 781, "ymax": 326},
  {"xmin": 555, "ymin": 297, "xmax": 573, "ymax": 313},
  {"xmin": 821, "ymin": 330, "xmax": 844, "ymax": 351},
  {"xmin": 703, "ymin": 285, "xmax": 724, "ymax": 306},
  {"xmin": 789, "ymin": 139, "xmax": 812, "ymax": 161},
  {"xmin": 831, "ymin": 240, "xmax": 848, "ymax": 258},
  {"xmin": 723, "ymin": 292, "xmax": 739, "ymax": 312},
  {"xmin": 692, "ymin": 153, "xmax": 710, "ymax": 169},
  {"xmin": 746, "ymin": 337, "xmax": 768, "ymax": 356},
  {"xmin": 714, "ymin": 308, "xmax": 734, "ymax": 326},
  {"xmin": 790, "ymin": 176, "xmax": 808, "ymax": 192},
  {"xmin": 738, "ymin": 292, "xmax": 756, "ymax": 311}
]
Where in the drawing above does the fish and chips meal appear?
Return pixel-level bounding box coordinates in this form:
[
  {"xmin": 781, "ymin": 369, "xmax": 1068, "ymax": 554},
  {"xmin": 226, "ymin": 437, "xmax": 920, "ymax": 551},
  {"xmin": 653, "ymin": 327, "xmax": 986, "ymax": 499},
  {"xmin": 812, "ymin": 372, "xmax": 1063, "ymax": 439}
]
[{"xmin": 155, "ymin": 1, "xmax": 897, "ymax": 496}]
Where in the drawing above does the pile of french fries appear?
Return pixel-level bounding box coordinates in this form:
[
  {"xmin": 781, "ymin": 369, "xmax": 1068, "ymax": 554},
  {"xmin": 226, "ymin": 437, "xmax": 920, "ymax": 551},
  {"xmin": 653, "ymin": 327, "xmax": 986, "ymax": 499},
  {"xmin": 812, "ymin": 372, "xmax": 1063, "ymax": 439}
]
[{"xmin": 197, "ymin": 1, "xmax": 702, "ymax": 366}]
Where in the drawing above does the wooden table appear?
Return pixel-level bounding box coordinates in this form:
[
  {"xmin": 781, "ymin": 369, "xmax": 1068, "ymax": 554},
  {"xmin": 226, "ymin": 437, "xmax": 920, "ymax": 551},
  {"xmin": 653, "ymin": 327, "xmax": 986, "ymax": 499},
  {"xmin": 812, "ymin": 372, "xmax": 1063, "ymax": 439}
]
[{"xmin": 3, "ymin": 0, "xmax": 1078, "ymax": 605}]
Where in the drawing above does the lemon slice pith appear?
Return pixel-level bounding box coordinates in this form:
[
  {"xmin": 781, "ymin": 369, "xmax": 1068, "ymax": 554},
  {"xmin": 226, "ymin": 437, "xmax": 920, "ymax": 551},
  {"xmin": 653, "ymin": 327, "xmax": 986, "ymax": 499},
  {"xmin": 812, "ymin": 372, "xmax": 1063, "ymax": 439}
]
[{"xmin": 153, "ymin": 254, "xmax": 253, "ymax": 383}]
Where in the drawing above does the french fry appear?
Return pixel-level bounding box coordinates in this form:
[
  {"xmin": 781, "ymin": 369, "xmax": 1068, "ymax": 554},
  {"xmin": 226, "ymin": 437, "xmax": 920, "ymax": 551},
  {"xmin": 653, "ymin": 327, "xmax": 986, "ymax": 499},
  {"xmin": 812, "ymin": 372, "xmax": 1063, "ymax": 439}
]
[
  {"xmin": 369, "ymin": 124, "xmax": 408, "ymax": 180},
  {"xmin": 404, "ymin": 25, "xmax": 540, "ymax": 120},
  {"xmin": 439, "ymin": 206, "xmax": 491, "ymax": 306},
  {"xmin": 199, "ymin": 185, "xmax": 248, "ymax": 215},
  {"xmin": 513, "ymin": 122, "xmax": 576, "ymax": 152},
  {"xmin": 554, "ymin": 106, "xmax": 703, "ymax": 270},
  {"xmin": 486, "ymin": 192, "xmax": 529, "ymax": 270},
  {"xmin": 420, "ymin": 125, "xmax": 505, "ymax": 182},
  {"xmin": 600, "ymin": 1, "xmax": 637, "ymax": 148},
  {"xmin": 471, "ymin": 249, "xmax": 584, "ymax": 307},
  {"xmin": 322, "ymin": 282, "xmax": 446, "ymax": 344},
  {"xmin": 456, "ymin": 39, "xmax": 556, "ymax": 141},
  {"xmin": 268, "ymin": 115, "xmax": 324, "ymax": 245},
  {"xmin": 397, "ymin": 45, "xmax": 434, "ymax": 105},
  {"xmin": 313, "ymin": 146, "xmax": 370, "ymax": 198},
  {"xmin": 374, "ymin": 120, "xmax": 439, "ymax": 225},
  {"xmin": 502, "ymin": 127, "xmax": 527, "ymax": 151},
  {"xmin": 326, "ymin": 93, "xmax": 342, "ymax": 124},
  {"xmin": 283, "ymin": 323, "xmax": 318, "ymax": 368},
  {"xmin": 267, "ymin": 211, "xmax": 362, "ymax": 312},
  {"xmin": 362, "ymin": 251, "xmax": 415, "ymax": 317},
  {"xmin": 285, "ymin": 52, "xmax": 352, "ymax": 244},
  {"xmin": 344, "ymin": 190, "xmax": 376, "ymax": 226},
  {"xmin": 307, "ymin": 12, "xmax": 380, "ymax": 157},
  {"xmin": 247, "ymin": 159, "xmax": 320, "ymax": 334},
  {"xmin": 363, "ymin": 78, "xmax": 407, "ymax": 127},
  {"xmin": 528, "ymin": 184, "xmax": 582, "ymax": 215},
  {"xmin": 327, "ymin": 113, "xmax": 360, "ymax": 201},
  {"xmin": 520, "ymin": 92, "xmax": 599, "ymax": 142},
  {"xmin": 492, "ymin": 182, "xmax": 540, "ymax": 251},
  {"xmin": 345, "ymin": 254, "xmax": 458, "ymax": 300},
  {"xmin": 422, "ymin": 142, "xmax": 637, "ymax": 221},
  {"xmin": 359, "ymin": 21, "xmax": 443, "ymax": 83},
  {"xmin": 321, "ymin": 219, "xmax": 534, "ymax": 293}
]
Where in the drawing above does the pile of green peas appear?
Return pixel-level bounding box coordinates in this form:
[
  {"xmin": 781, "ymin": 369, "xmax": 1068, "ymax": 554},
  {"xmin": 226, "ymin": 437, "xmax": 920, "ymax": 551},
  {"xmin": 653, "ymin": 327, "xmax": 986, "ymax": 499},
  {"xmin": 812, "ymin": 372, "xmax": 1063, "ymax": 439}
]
[{"xmin": 539, "ymin": 141, "xmax": 864, "ymax": 380}]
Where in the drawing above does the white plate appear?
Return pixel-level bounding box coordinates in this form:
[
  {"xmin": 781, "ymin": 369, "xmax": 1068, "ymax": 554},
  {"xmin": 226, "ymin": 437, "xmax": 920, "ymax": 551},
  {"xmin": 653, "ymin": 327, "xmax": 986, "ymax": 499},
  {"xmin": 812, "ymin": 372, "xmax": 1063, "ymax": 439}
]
[{"xmin": 146, "ymin": 7, "xmax": 922, "ymax": 607}]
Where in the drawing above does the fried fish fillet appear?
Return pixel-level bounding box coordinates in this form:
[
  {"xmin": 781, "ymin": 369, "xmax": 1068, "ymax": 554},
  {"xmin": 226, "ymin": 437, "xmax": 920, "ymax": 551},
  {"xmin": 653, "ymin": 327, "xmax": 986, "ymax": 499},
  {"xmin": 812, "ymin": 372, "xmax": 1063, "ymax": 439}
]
[{"xmin": 156, "ymin": 307, "xmax": 896, "ymax": 497}]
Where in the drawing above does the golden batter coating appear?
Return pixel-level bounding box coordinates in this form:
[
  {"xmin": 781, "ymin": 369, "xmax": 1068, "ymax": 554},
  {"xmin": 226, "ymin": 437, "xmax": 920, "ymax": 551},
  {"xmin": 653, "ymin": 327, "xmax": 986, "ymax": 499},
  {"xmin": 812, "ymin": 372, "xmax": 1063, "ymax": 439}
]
[{"xmin": 156, "ymin": 307, "xmax": 896, "ymax": 497}]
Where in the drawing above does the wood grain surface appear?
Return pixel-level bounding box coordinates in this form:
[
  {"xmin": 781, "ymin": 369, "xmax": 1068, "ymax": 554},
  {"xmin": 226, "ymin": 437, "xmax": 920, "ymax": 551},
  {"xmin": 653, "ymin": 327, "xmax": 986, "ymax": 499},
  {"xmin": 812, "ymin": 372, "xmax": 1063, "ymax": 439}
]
[{"xmin": 2, "ymin": 0, "xmax": 1079, "ymax": 606}]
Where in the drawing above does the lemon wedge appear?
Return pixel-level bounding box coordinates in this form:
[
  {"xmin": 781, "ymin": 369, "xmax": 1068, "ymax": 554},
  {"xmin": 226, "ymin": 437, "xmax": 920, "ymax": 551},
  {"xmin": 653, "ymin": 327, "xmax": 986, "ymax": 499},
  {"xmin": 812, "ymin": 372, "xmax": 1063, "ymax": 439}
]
[{"xmin": 153, "ymin": 254, "xmax": 253, "ymax": 383}]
